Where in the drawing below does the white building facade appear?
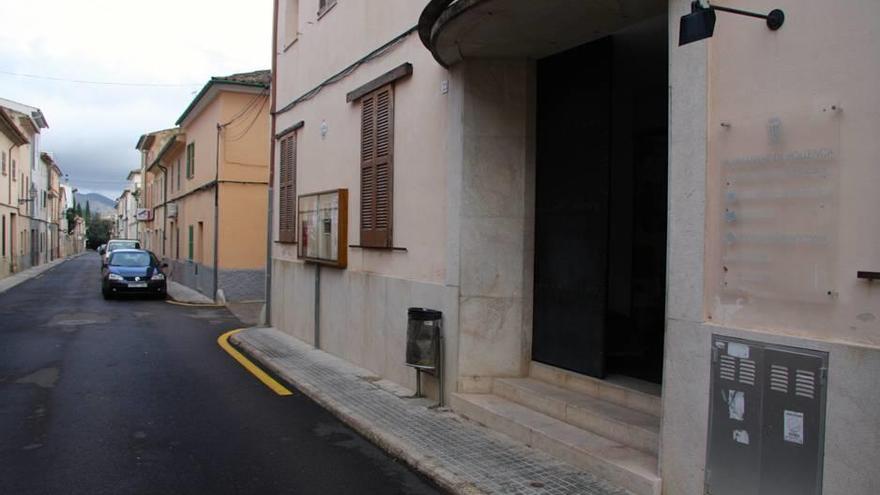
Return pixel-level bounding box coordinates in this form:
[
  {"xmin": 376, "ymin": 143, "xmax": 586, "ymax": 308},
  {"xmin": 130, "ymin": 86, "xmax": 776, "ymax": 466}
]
[{"xmin": 270, "ymin": 1, "xmax": 880, "ymax": 494}]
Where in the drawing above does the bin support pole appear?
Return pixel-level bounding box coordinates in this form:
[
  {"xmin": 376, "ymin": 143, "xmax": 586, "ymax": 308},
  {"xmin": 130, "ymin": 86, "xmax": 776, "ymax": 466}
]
[
  {"xmin": 438, "ymin": 331, "xmax": 444, "ymax": 407},
  {"xmin": 314, "ymin": 264, "xmax": 321, "ymax": 349}
]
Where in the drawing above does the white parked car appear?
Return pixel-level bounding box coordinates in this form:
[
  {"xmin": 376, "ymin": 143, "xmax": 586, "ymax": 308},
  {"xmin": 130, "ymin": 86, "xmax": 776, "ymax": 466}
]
[{"xmin": 102, "ymin": 239, "xmax": 141, "ymax": 267}]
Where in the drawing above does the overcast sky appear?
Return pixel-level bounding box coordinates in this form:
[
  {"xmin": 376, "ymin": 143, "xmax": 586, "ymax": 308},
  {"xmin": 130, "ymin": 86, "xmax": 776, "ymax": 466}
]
[{"xmin": 0, "ymin": 0, "xmax": 272, "ymax": 200}]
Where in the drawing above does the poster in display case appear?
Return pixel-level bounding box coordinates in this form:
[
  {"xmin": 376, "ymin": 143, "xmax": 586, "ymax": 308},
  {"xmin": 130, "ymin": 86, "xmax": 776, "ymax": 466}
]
[{"xmin": 297, "ymin": 189, "xmax": 348, "ymax": 268}]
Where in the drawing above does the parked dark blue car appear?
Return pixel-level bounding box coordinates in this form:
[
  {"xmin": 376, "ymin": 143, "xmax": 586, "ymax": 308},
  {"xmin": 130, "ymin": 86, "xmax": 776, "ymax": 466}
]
[{"xmin": 101, "ymin": 249, "xmax": 167, "ymax": 300}]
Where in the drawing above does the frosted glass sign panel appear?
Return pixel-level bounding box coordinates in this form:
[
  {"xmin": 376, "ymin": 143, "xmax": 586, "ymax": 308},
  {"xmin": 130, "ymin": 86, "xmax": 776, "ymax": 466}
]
[
  {"xmin": 710, "ymin": 110, "xmax": 840, "ymax": 310},
  {"xmin": 297, "ymin": 189, "xmax": 348, "ymax": 268}
]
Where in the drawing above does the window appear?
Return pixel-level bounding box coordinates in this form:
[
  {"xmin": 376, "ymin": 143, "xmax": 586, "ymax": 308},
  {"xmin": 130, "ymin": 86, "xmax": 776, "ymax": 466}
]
[
  {"xmin": 170, "ymin": 163, "xmax": 174, "ymax": 192},
  {"xmin": 318, "ymin": 0, "xmax": 336, "ymax": 17},
  {"xmin": 176, "ymin": 226, "xmax": 180, "ymax": 259},
  {"xmin": 278, "ymin": 133, "xmax": 297, "ymax": 243},
  {"xmin": 188, "ymin": 225, "xmax": 194, "ymax": 260},
  {"xmin": 1, "ymin": 151, "xmax": 6, "ymax": 175},
  {"xmin": 176, "ymin": 158, "xmax": 181, "ymax": 190},
  {"xmin": 12, "ymin": 160, "xmax": 16, "ymax": 180},
  {"xmin": 283, "ymin": 0, "xmax": 299, "ymax": 47},
  {"xmin": 197, "ymin": 222, "xmax": 204, "ymax": 262},
  {"xmin": 186, "ymin": 143, "xmax": 195, "ymax": 178},
  {"xmin": 109, "ymin": 251, "xmax": 150, "ymax": 267},
  {"xmin": 1, "ymin": 215, "xmax": 5, "ymax": 257},
  {"xmin": 359, "ymin": 85, "xmax": 394, "ymax": 248}
]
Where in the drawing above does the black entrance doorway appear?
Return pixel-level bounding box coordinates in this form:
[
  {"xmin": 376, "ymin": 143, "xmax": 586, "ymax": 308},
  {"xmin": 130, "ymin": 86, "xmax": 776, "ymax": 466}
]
[{"xmin": 532, "ymin": 17, "xmax": 668, "ymax": 384}]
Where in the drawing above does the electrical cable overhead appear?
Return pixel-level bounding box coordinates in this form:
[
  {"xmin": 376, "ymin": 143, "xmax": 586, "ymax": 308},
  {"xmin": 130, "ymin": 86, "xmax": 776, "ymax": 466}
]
[
  {"xmin": 223, "ymin": 89, "xmax": 269, "ymax": 125},
  {"xmin": 0, "ymin": 70, "xmax": 203, "ymax": 88},
  {"xmin": 225, "ymin": 96, "xmax": 268, "ymax": 142},
  {"xmin": 274, "ymin": 26, "xmax": 417, "ymax": 115}
]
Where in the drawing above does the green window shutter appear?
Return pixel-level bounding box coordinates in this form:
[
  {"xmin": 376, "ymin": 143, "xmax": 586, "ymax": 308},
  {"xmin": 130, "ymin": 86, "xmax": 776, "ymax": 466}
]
[
  {"xmin": 186, "ymin": 143, "xmax": 195, "ymax": 178},
  {"xmin": 188, "ymin": 225, "xmax": 194, "ymax": 260}
]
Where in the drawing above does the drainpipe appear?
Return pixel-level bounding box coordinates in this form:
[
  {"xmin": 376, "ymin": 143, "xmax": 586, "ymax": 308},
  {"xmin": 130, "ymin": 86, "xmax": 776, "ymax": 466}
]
[
  {"xmin": 7, "ymin": 143, "xmax": 16, "ymax": 272},
  {"xmin": 6, "ymin": 144, "xmax": 14, "ymax": 207},
  {"xmin": 265, "ymin": 0, "xmax": 279, "ymax": 326},
  {"xmin": 157, "ymin": 162, "xmax": 168, "ymax": 258},
  {"xmin": 213, "ymin": 123, "xmax": 221, "ymax": 303}
]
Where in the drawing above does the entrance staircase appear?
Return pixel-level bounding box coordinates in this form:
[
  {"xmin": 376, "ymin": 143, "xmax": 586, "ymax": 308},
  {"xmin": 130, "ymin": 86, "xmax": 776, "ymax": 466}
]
[{"xmin": 451, "ymin": 362, "xmax": 662, "ymax": 495}]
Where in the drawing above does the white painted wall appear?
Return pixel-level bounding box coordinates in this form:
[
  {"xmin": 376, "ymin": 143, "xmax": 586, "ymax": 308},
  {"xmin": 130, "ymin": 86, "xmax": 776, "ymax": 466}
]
[
  {"xmin": 661, "ymin": 1, "xmax": 880, "ymax": 493},
  {"xmin": 272, "ymin": 0, "xmax": 454, "ymax": 398}
]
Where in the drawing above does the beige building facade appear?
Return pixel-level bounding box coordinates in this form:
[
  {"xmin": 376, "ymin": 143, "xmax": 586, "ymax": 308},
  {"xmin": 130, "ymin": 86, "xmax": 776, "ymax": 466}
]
[
  {"xmin": 114, "ymin": 170, "xmax": 140, "ymax": 241},
  {"xmin": 41, "ymin": 153, "xmax": 63, "ymax": 260},
  {"xmin": 0, "ymin": 106, "xmax": 29, "ymax": 279},
  {"xmin": 137, "ymin": 71, "xmax": 271, "ymax": 302},
  {"xmin": 0, "ymin": 97, "xmax": 51, "ymax": 278},
  {"xmin": 136, "ymin": 128, "xmax": 178, "ymax": 253},
  {"xmin": 270, "ymin": 1, "xmax": 880, "ymax": 494},
  {"xmin": 57, "ymin": 183, "xmax": 82, "ymax": 258}
]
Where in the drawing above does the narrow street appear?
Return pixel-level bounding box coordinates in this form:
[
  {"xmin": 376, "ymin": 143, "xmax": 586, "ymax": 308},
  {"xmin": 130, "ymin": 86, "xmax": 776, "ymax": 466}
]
[{"xmin": 0, "ymin": 253, "xmax": 440, "ymax": 495}]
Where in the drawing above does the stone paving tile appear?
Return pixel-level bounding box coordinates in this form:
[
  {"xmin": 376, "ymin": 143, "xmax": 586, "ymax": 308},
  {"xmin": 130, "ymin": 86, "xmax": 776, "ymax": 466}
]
[{"xmin": 234, "ymin": 327, "xmax": 632, "ymax": 495}]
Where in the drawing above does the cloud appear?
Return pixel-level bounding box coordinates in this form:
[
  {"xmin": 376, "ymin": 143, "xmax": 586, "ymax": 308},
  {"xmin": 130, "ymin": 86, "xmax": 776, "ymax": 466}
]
[{"xmin": 0, "ymin": 0, "xmax": 272, "ymax": 198}]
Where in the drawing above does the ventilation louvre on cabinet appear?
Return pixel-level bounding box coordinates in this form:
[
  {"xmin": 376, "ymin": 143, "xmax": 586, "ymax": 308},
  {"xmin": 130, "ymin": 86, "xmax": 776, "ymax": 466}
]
[{"xmin": 770, "ymin": 364, "xmax": 789, "ymax": 393}]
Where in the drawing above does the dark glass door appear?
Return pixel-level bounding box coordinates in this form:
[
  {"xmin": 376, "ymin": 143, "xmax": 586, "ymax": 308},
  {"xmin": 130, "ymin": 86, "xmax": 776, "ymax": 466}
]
[{"xmin": 532, "ymin": 37, "xmax": 612, "ymax": 378}]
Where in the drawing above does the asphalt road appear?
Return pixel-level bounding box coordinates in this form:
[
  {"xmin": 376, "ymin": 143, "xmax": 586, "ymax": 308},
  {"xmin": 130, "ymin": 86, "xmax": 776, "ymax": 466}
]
[{"xmin": 0, "ymin": 252, "xmax": 441, "ymax": 495}]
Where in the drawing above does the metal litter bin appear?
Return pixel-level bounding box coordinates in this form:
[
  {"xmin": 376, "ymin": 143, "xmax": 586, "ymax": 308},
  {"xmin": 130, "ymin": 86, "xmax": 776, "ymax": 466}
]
[{"xmin": 405, "ymin": 307, "xmax": 443, "ymax": 404}]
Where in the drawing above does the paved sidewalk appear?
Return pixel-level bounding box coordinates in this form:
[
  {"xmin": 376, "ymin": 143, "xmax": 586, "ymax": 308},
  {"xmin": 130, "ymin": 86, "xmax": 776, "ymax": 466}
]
[
  {"xmin": 0, "ymin": 252, "xmax": 87, "ymax": 295},
  {"xmin": 225, "ymin": 301, "xmax": 264, "ymax": 326},
  {"xmin": 166, "ymin": 280, "xmax": 216, "ymax": 304},
  {"xmin": 232, "ymin": 327, "xmax": 632, "ymax": 495}
]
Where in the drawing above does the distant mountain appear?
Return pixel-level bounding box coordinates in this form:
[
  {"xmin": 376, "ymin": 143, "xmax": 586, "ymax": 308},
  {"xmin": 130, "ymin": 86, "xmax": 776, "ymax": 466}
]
[{"xmin": 74, "ymin": 192, "xmax": 116, "ymax": 216}]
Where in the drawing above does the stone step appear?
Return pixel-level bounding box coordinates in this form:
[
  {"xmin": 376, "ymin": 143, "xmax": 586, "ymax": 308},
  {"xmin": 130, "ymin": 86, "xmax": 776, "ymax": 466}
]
[
  {"xmin": 530, "ymin": 361, "xmax": 662, "ymax": 417},
  {"xmin": 493, "ymin": 377, "xmax": 660, "ymax": 455},
  {"xmin": 452, "ymin": 393, "xmax": 661, "ymax": 495}
]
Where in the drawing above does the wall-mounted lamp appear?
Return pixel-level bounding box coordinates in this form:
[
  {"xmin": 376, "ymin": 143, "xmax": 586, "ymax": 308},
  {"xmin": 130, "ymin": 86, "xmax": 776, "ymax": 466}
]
[{"xmin": 679, "ymin": 0, "xmax": 784, "ymax": 46}]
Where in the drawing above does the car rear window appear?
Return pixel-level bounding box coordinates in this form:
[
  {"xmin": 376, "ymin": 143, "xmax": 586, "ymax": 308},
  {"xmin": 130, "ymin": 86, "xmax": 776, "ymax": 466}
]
[
  {"xmin": 109, "ymin": 252, "xmax": 151, "ymax": 267},
  {"xmin": 108, "ymin": 241, "xmax": 139, "ymax": 251}
]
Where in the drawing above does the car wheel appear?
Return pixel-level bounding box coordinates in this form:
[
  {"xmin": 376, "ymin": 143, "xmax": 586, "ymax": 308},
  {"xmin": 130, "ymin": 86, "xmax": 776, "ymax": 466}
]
[{"xmin": 102, "ymin": 289, "xmax": 112, "ymax": 300}]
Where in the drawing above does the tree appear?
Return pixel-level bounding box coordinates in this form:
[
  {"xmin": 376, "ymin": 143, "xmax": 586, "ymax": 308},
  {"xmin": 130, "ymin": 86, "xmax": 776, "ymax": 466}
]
[
  {"xmin": 66, "ymin": 207, "xmax": 77, "ymax": 234},
  {"xmin": 75, "ymin": 203, "xmax": 82, "ymax": 218},
  {"xmin": 85, "ymin": 218, "xmax": 113, "ymax": 249},
  {"xmin": 84, "ymin": 201, "xmax": 91, "ymax": 225}
]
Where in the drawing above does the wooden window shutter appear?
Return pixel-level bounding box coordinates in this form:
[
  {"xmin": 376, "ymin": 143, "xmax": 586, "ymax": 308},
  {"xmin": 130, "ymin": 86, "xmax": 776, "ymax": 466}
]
[
  {"xmin": 360, "ymin": 85, "xmax": 394, "ymax": 247},
  {"xmin": 278, "ymin": 134, "xmax": 297, "ymax": 243}
]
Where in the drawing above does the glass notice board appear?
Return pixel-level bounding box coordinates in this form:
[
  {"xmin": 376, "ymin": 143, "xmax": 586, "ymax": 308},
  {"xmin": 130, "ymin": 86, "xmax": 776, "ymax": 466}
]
[{"xmin": 297, "ymin": 189, "xmax": 348, "ymax": 268}]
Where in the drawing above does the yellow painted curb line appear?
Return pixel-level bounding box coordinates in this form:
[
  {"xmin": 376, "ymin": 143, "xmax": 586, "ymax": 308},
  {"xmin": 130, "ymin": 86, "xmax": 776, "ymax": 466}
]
[
  {"xmin": 217, "ymin": 329, "xmax": 293, "ymax": 396},
  {"xmin": 166, "ymin": 300, "xmax": 224, "ymax": 308}
]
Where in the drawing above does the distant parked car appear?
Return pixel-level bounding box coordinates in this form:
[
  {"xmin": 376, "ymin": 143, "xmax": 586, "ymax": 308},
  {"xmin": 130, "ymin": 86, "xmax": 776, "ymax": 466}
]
[
  {"xmin": 102, "ymin": 239, "xmax": 141, "ymax": 267},
  {"xmin": 101, "ymin": 249, "xmax": 167, "ymax": 300},
  {"xmin": 96, "ymin": 244, "xmax": 106, "ymax": 255}
]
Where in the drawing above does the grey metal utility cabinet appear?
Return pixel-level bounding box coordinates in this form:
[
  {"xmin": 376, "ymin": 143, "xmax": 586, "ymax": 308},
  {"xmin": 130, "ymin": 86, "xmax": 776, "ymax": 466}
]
[{"xmin": 706, "ymin": 335, "xmax": 828, "ymax": 495}]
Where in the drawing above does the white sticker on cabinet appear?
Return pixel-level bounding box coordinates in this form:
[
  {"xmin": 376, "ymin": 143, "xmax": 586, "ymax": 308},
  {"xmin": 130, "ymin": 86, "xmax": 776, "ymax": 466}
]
[
  {"xmin": 726, "ymin": 390, "xmax": 745, "ymax": 421},
  {"xmin": 784, "ymin": 410, "xmax": 805, "ymax": 444},
  {"xmin": 727, "ymin": 342, "xmax": 750, "ymax": 359}
]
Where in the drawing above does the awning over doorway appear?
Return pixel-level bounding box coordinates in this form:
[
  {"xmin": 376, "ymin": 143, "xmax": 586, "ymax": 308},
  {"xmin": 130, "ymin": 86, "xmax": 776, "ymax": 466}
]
[{"xmin": 418, "ymin": 0, "xmax": 666, "ymax": 67}]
